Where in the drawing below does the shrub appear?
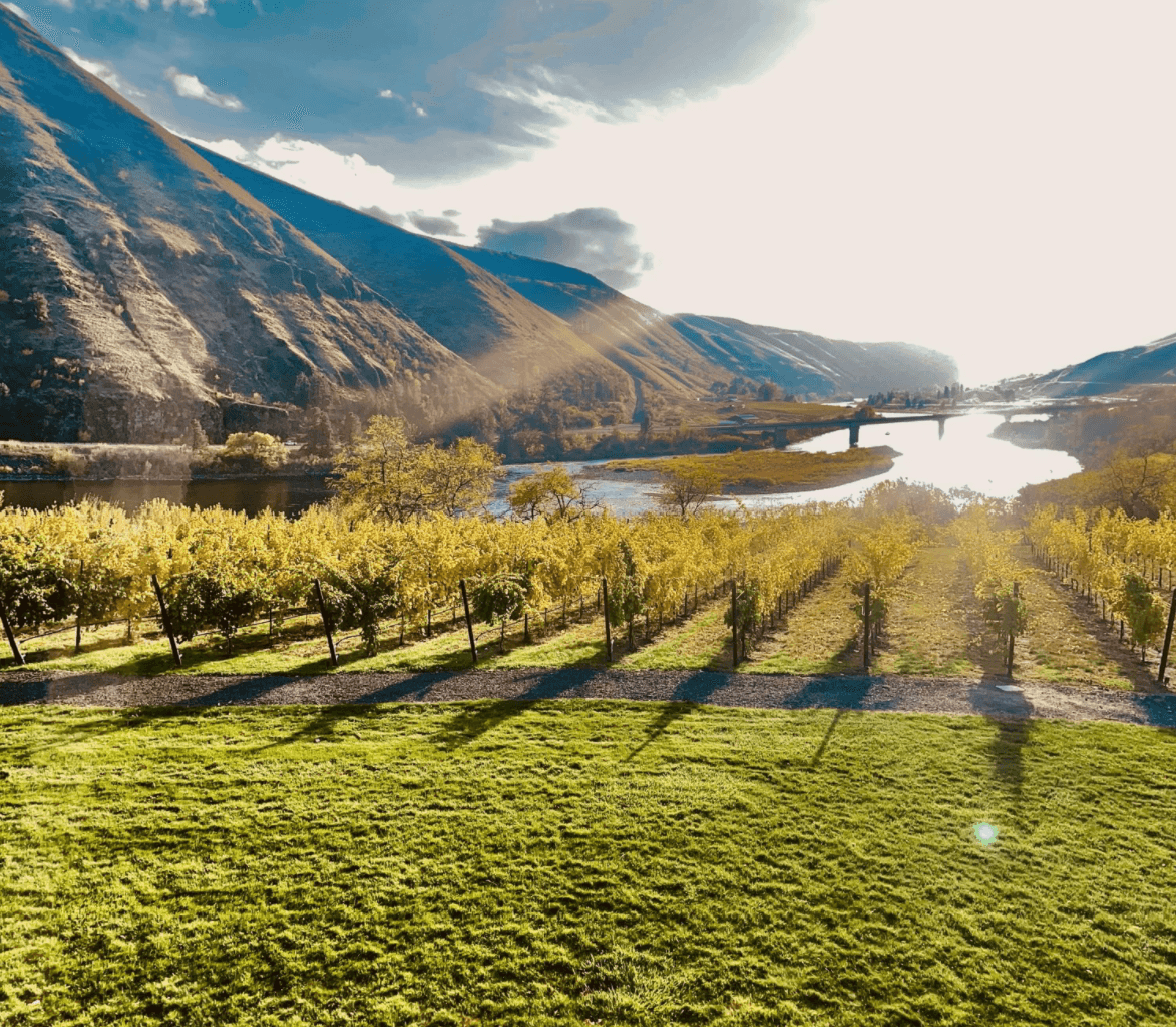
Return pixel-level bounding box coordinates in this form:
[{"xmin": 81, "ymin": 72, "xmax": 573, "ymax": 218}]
[{"xmin": 218, "ymin": 432, "xmax": 288, "ymax": 472}]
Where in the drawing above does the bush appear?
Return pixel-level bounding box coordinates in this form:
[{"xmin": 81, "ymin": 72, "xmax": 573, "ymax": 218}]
[{"xmin": 218, "ymin": 433, "xmax": 288, "ymax": 472}]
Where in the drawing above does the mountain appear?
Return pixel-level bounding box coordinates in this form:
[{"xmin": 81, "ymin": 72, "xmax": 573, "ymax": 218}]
[
  {"xmin": 663, "ymin": 315, "xmax": 960, "ymax": 396},
  {"xmin": 1028, "ymin": 332, "xmax": 1176, "ymax": 397},
  {"xmin": 0, "ymin": 7, "xmax": 497, "ymax": 443},
  {"xmin": 189, "ymin": 144, "xmax": 639, "ymax": 412},
  {"xmin": 193, "ymin": 147, "xmax": 960, "ymax": 406},
  {"xmin": 461, "ymin": 248, "xmax": 958, "ymax": 396}
]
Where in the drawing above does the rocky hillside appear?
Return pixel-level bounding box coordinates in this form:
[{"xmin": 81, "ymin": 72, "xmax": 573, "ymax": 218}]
[
  {"xmin": 665, "ymin": 316, "xmax": 960, "ymax": 396},
  {"xmin": 190, "ymin": 145, "xmax": 639, "ymax": 413},
  {"xmin": 0, "ymin": 7, "xmax": 497, "ymax": 443},
  {"xmin": 1028, "ymin": 332, "xmax": 1176, "ymax": 397}
]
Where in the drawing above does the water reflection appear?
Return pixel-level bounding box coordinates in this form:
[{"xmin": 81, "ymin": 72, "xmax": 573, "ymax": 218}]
[{"xmin": 0, "ymin": 412, "xmax": 1082, "ymax": 517}]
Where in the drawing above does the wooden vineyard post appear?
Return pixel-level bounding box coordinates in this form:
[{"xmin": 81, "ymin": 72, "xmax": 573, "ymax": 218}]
[
  {"xmin": 75, "ymin": 558, "xmax": 84, "ymax": 653},
  {"xmin": 150, "ymin": 574, "xmax": 182, "ymax": 669},
  {"xmin": 313, "ymin": 578, "xmax": 339, "ymax": 668},
  {"xmin": 602, "ymin": 577, "xmax": 613, "ymax": 663},
  {"xmin": 1006, "ymin": 582, "xmax": 1019, "ymax": 678},
  {"xmin": 0, "ymin": 597, "xmax": 25, "ymax": 667},
  {"xmin": 731, "ymin": 578, "xmax": 739, "ymax": 668},
  {"xmin": 1157, "ymin": 588, "xmax": 1176, "ymax": 687},
  {"xmin": 459, "ymin": 579, "xmax": 478, "ymax": 667},
  {"xmin": 862, "ymin": 582, "xmax": 871, "ymax": 672}
]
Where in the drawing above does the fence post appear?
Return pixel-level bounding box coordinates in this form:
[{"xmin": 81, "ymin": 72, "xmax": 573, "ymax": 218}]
[
  {"xmin": 150, "ymin": 574, "xmax": 182, "ymax": 669},
  {"xmin": 75, "ymin": 558, "xmax": 84, "ymax": 653},
  {"xmin": 731, "ymin": 578, "xmax": 739, "ymax": 667},
  {"xmin": 602, "ymin": 577, "xmax": 613, "ymax": 662},
  {"xmin": 1006, "ymin": 582, "xmax": 1019, "ymax": 677},
  {"xmin": 863, "ymin": 582, "xmax": 870, "ymax": 671},
  {"xmin": 0, "ymin": 598, "xmax": 25, "ymax": 667},
  {"xmin": 459, "ymin": 579, "xmax": 477, "ymax": 667},
  {"xmin": 1157, "ymin": 588, "xmax": 1176, "ymax": 688},
  {"xmin": 312, "ymin": 578, "xmax": 339, "ymax": 668}
]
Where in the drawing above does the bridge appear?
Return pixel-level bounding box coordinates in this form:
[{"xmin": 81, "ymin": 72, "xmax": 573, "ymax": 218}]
[{"xmin": 706, "ymin": 413, "xmax": 963, "ymax": 448}]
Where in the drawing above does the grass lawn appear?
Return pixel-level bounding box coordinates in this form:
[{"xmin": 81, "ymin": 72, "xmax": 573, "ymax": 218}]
[
  {"xmin": 2, "ymin": 702, "xmax": 1175, "ymax": 1025},
  {"xmin": 603, "ymin": 448, "xmax": 895, "ymax": 493}
]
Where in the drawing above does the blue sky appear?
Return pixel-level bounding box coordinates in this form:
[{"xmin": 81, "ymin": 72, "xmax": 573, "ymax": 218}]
[{"xmin": 7, "ymin": 0, "xmax": 1176, "ymax": 383}]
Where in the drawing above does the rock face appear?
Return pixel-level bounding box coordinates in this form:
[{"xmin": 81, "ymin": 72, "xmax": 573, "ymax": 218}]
[{"xmin": 0, "ymin": 8, "xmax": 497, "ymax": 442}]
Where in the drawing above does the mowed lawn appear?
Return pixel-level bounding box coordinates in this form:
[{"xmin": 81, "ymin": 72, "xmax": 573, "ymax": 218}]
[{"xmin": 3, "ymin": 702, "xmax": 1176, "ymax": 1025}]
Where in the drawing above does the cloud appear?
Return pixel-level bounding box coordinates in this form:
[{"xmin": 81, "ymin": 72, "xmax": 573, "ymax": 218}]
[
  {"xmin": 442, "ymin": 209, "xmax": 459, "ymax": 217},
  {"xmin": 477, "ymin": 207, "xmax": 653, "ymax": 290},
  {"xmin": 1, "ymin": 3, "xmax": 28, "ymax": 21},
  {"xmin": 359, "ymin": 206, "xmax": 408, "ymax": 228},
  {"xmin": 406, "ymin": 211, "xmax": 462, "ymax": 237},
  {"xmin": 62, "ymin": 46, "xmax": 142, "ymax": 96},
  {"xmin": 39, "ymin": 1, "xmax": 815, "ymax": 185},
  {"xmin": 164, "ymin": 66, "xmax": 244, "ymax": 110}
]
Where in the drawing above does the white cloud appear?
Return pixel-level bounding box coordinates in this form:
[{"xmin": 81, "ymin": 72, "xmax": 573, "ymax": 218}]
[
  {"xmin": 164, "ymin": 67, "xmax": 244, "ymax": 110},
  {"xmin": 62, "ymin": 47, "xmax": 143, "ymax": 96},
  {"xmin": 47, "ymin": 0, "xmax": 73, "ymax": 9},
  {"xmin": 1, "ymin": 3, "xmax": 29, "ymax": 21},
  {"xmin": 124, "ymin": 0, "xmax": 210, "ymax": 12},
  {"xmin": 378, "ymin": 89, "xmax": 401, "ymax": 100}
]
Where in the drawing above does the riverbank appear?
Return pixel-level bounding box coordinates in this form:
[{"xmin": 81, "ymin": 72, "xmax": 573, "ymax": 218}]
[{"xmin": 594, "ymin": 445, "xmax": 898, "ymax": 494}]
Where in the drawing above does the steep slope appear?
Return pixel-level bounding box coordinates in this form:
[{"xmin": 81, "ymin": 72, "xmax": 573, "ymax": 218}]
[
  {"xmin": 190, "ymin": 145, "xmax": 636, "ymax": 411},
  {"xmin": 0, "ymin": 8, "xmax": 496, "ymax": 442},
  {"xmin": 1029, "ymin": 332, "xmax": 1176, "ymax": 397},
  {"xmin": 462, "ymin": 248, "xmax": 958, "ymax": 397},
  {"xmin": 454, "ymin": 246, "xmax": 730, "ymax": 397},
  {"xmin": 665, "ymin": 316, "xmax": 959, "ymax": 396}
]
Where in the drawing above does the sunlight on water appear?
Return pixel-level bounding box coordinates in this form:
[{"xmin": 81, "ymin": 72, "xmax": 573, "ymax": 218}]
[
  {"xmin": 717, "ymin": 412, "xmax": 1082, "ymax": 510},
  {"xmin": 973, "ymin": 822, "xmax": 1000, "ymax": 846}
]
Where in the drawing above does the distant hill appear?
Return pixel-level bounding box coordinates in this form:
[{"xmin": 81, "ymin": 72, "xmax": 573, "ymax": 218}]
[
  {"xmin": 0, "ymin": 7, "xmax": 496, "ymax": 442},
  {"xmin": 1028, "ymin": 332, "xmax": 1176, "ymax": 397}
]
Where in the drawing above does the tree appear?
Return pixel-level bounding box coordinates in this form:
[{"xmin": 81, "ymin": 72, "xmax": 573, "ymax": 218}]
[
  {"xmin": 343, "ymin": 411, "xmax": 363, "ymax": 443},
  {"xmin": 189, "ymin": 419, "xmax": 210, "ymax": 452},
  {"xmin": 331, "ymin": 415, "xmax": 501, "ymax": 522},
  {"xmin": 657, "ymin": 464, "xmax": 722, "ymax": 519},
  {"xmin": 509, "ymin": 467, "xmax": 584, "ymax": 523},
  {"xmin": 219, "ymin": 432, "xmax": 288, "ymax": 471},
  {"xmin": 302, "ymin": 408, "xmax": 336, "ymax": 459},
  {"xmin": 471, "ymin": 571, "xmax": 528, "ymax": 653}
]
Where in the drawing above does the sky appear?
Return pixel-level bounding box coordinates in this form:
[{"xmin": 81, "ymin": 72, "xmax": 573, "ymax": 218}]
[{"xmin": 7, "ymin": 0, "xmax": 1176, "ymax": 385}]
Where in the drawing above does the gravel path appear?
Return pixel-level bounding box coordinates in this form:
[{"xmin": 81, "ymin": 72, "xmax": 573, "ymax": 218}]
[{"xmin": 1, "ymin": 668, "xmax": 1174, "ymax": 727}]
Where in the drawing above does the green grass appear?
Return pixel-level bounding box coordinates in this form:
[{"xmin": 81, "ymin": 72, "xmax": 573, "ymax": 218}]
[
  {"xmin": 620, "ymin": 597, "xmax": 732, "ymax": 670},
  {"xmin": 744, "ymin": 566, "xmax": 861, "ymax": 675},
  {"xmin": 603, "ymin": 447, "xmax": 895, "ymax": 493},
  {"xmin": 873, "ymin": 545, "xmax": 981, "ymax": 677},
  {"xmin": 2, "ymin": 702, "xmax": 1175, "ymax": 1025}
]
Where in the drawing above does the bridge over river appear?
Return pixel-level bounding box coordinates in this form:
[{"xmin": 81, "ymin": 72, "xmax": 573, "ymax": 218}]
[
  {"xmin": 707, "ymin": 402, "xmax": 1092, "ymax": 448},
  {"xmin": 707, "ymin": 413, "xmax": 962, "ymax": 448}
]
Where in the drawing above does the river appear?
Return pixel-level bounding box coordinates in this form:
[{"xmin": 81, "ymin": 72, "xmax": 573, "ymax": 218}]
[{"xmin": 0, "ymin": 411, "xmax": 1080, "ymax": 516}]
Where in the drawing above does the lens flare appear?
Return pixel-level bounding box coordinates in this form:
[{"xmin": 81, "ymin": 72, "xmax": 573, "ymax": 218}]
[{"xmin": 973, "ymin": 822, "xmax": 999, "ymax": 846}]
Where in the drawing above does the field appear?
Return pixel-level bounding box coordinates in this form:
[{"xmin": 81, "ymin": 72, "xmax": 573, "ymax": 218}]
[
  {"xmin": 602, "ymin": 447, "xmax": 896, "ymax": 493},
  {"xmin": 7, "ymin": 533, "xmax": 1166, "ymax": 690},
  {"xmin": 2, "ymin": 701, "xmax": 1175, "ymax": 1025}
]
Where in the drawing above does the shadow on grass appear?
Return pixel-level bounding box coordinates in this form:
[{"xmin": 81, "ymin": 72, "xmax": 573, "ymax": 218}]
[
  {"xmin": 967, "ymin": 676, "xmax": 1034, "ymax": 809},
  {"xmin": 624, "ymin": 671, "xmax": 725, "ymax": 761}
]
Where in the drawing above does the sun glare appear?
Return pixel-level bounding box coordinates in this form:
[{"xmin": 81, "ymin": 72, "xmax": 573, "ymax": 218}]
[{"xmin": 973, "ymin": 822, "xmax": 999, "ymax": 846}]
